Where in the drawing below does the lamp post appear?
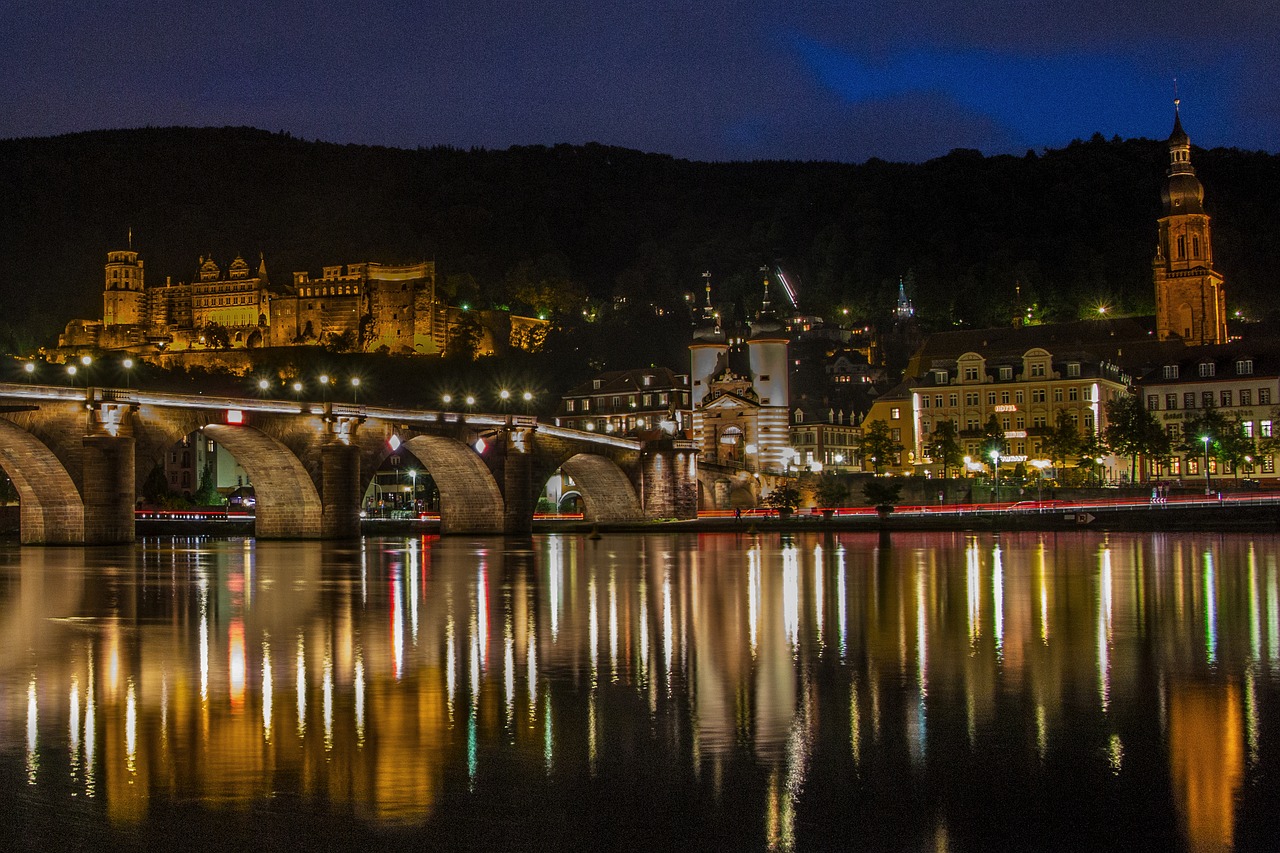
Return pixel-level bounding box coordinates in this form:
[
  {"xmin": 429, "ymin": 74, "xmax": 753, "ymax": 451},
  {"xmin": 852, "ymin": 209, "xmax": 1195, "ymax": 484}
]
[
  {"xmin": 1202, "ymin": 435, "xmax": 1212, "ymax": 495},
  {"xmin": 318, "ymin": 374, "xmax": 330, "ymax": 403},
  {"xmin": 23, "ymin": 362, "xmax": 35, "ymax": 383},
  {"xmin": 1031, "ymin": 459, "xmax": 1050, "ymax": 505},
  {"xmin": 121, "ymin": 357, "xmax": 134, "ymax": 389},
  {"xmin": 292, "ymin": 381, "xmax": 303, "ymax": 404},
  {"xmin": 408, "ymin": 469, "xmax": 418, "ymax": 515},
  {"xmin": 350, "ymin": 377, "xmax": 361, "ymax": 404},
  {"xmin": 990, "ymin": 449, "xmax": 1001, "ymax": 505}
]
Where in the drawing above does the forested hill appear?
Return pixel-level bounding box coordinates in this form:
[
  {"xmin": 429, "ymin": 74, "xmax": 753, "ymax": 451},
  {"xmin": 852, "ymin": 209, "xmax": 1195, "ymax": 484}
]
[{"xmin": 1, "ymin": 126, "xmax": 1278, "ymax": 354}]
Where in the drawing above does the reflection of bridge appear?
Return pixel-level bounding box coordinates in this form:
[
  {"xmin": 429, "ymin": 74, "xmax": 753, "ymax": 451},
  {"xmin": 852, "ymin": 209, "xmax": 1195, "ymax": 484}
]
[{"xmin": 0, "ymin": 383, "xmax": 697, "ymax": 543}]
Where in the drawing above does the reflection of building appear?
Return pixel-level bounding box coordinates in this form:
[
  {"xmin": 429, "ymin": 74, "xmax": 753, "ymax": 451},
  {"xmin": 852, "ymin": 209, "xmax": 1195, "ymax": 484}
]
[
  {"xmin": 690, "ymin": 274, "xmax": 791, "ymax": 472},
  {"xmin": 60, "ymin": 246, "xmax": 547, "ymax": 359},
  {"xmin": 555, "ymin": 367, "xmax": 690, "ymax": 436},
  {"xmin": 1169, "ymin": 681, "xmax": 1243, "ymax": 853}
]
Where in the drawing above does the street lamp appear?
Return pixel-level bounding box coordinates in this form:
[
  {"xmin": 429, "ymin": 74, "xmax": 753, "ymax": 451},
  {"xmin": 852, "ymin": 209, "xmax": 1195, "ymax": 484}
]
[
  {"xmin": 66, "ymin": 364, "xmax": 78, "ymax": 385},
  {"xmin": 1202, "ymin": 435, "xmax": 1212, "ymax": 495},
  {"xmin": 258, "ymin": 378, "xmax": 271, "ymax": 393},
  {"xmin": 350, "ymin": 377, "xmax": 361, "ymax": 404},
  {"xmin": 292, "ymin": 381, "xmax": 303, "ymax": 403},
  {"xmin": 318, "ymin": 374, "xmax": 330, "ymax": 402},
  {"xmin": 121, "ymin": 357, "xmax": 134, "ymax": 388},
  {"xmin": 23, "ymin": 362, "xmax": 35, "ymax": 383},
  {"xmin": 1031, "ymin": 459, "xmax": 1051, "ymax": 505},
  {"xmin": 408, "ymin": 469, "xmax": 418, "ymax": 514},
  {"xmin": 990, "ymin": 449, "xmax": 1001, "ymax": 505},
  {"xmin": 522, "ymin": 390, "xmax": 533, "ymax": 413}
]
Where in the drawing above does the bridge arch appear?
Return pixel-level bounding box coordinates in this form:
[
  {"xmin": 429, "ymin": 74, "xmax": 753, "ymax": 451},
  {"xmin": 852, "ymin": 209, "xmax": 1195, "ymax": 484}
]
[
  {"xmin": 400, "ymin": 435, "xmax": 505, "ymax": 534},
  {"xmin": 558, "ymin": 452, "xmax": 643, "ymax": 523},
  {"xmin": 0, "ymin": 419, "xmax": 84, "ymax": 544},
  {"xmin": 202, "ymin": 424, "xmax": 324, "ymax": 538}
]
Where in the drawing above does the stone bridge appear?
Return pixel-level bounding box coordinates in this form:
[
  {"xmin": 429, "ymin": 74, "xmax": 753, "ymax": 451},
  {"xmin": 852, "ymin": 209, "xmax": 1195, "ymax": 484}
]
[{"xmin": 0, "ymin": 383, "xmax": 698, "ymax": 544}]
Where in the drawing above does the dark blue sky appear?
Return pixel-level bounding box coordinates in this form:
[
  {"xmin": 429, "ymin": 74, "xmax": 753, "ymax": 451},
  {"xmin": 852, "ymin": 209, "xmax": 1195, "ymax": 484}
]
[{"xmin": 3, "ymin": 1, "xmax": 1275, "ymax": 162}]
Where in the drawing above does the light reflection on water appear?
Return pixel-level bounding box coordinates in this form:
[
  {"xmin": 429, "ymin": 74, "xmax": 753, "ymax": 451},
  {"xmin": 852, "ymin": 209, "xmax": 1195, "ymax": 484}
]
[{"xmin": 0, "ymin": 531, "xmax": 1278, "ymax": 851}]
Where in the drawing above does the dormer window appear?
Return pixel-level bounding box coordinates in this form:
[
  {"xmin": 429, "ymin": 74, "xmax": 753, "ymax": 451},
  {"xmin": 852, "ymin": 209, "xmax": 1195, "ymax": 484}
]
[
  {"xmin": 1067, "ymin": 363, "xmax": 1081, "ymax": 378},
  {"xmin": 963, "ymin": 366, "xmax": 979, "ymax": 381},
  {"xmin": 1030, "ymin": 363, "xmax": 1046, "ymax": 377},
  {"xmin": 1237, "ymin": 359, "xmax": 1254, "ymax": 376},
  {"xmin": 934, "ymin": 370, "xmax": 948, "ymax": 385},
  {"xmin": 998, "ymin": 367, "xmax": 1012, "ymax": 381},
  {"xmin": 1198, "ymin": 362, "xmax": 1216, "ymax": 378},
  {"xmin": 1163, "ymin": 365, "xmax": 1179, "ymax": 379}
]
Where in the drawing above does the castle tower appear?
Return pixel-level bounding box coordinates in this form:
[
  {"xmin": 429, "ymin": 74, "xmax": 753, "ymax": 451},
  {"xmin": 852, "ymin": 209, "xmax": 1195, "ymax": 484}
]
[
  {"xmin": 1154, "ymin": 104, "xmax": 1227, "ymax": 346},
  {"xmin": 103, "ymin": 247, "xmax": 145, "ymax": 326},
  {"xmin": 746, "ymin": 270, "xmax": 790, "ymax": 472},
  {"xmin": 689, "ymin": 271, "xmax": 727, "ymax": 408}
]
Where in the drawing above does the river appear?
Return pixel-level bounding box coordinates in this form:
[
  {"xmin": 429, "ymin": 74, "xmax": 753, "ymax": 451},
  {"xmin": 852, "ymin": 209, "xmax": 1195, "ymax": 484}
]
[{"xmin": 0, "ymin": 531, "xmax": 1277, "ymax": 851}]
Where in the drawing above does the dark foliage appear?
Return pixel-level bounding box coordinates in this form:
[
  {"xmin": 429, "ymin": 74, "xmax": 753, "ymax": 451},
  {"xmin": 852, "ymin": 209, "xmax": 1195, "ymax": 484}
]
[{"xmin": 2, "ymin": 127, "xmax": 1277, "ymax": 368}]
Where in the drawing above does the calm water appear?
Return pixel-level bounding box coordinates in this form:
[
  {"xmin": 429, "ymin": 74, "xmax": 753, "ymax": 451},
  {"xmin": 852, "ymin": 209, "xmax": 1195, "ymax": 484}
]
[{"xmin": 1, "ymin": 531, "xmax": 1278, "ymax": 851}]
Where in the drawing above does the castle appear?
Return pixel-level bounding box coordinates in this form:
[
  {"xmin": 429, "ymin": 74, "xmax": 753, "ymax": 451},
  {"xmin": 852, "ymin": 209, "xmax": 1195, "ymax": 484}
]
[{"xmin": 62, "ymin": 247, "xmax": 545, "ymax": 357}]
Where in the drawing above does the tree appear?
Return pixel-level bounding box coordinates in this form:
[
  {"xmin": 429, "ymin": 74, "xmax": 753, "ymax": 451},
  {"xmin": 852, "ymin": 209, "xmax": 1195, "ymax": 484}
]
[
  {"xmin": 1103, "ymin": 393, "xmax": 1170, "ymax": 483},
  {"xmin": 862, "ymin": 479, "xmax": 903, "ymax": 508},
  {"xmin": 200, "ymin": 322, "xmax": 231, "ymax": 350},
  {"xmin": 926, "ymin": 419, "xmax": 963, "ymax": 479},
  {"xmin": 141, "ymin": 461, "xmax": 171, "ymax": 506},
  {"xmin": 857, "ymin": 420, "xmax": 902, "ymax": 475},
  {"xmin": 1076, "ymin": 431, "xmax": 1110, "ymax": 485},
  {"xmin": 192, "ymin": 462, "xmax": 225, "ymax": 507},
  {"xmin": 445, "ymin": 312, "xmax": 485, "ymax": 361},
  {"xmin": 1040, "ymin": 410, "xmax": 1081, "ymax": 470},
  {"xmin": 1182, "ymin": 408, "xmax": 1254, "ymax": 476},
  {"xmin": 762, "ymin": 479, "xmax": 800, "ymax": 514},
  {"xmin": 979, "ymin": 414, "xmax": 1008, "ymax": 463},
  {"xmin": 814, "ymin": 473, "xmax": 850, "ymax": 508}
]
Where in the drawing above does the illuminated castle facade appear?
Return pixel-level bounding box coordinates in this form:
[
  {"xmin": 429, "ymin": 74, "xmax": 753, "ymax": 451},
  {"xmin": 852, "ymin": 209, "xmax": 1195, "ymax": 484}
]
[{"xmin": 62, "ymin": 247, "xmax": 545, "ymax": 357}]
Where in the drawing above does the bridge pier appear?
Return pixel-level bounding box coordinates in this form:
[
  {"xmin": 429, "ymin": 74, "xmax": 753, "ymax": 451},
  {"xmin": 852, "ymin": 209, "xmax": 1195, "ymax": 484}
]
[
  {"xmin": 502, "ymin": 425, "xmax": 535, "ymax": 535},
  {"xmin": 320, "ymin": 442, "xmax": 362, "ymax": 538},
  {"xmin": 639, "ymin": 442, "xmax": 698, "ymax": 520},
  {"xmin": 82, "ymin": 434, "xmax": 136, "ymax": 544}
]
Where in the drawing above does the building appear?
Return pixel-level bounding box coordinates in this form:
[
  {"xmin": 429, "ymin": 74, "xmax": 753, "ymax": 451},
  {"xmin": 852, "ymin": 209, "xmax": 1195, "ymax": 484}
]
[
  {"xmin": 689, "ymin": 274, "xmax": 791, "ymax": 472},
  {"xmin": 872, "ymin": 318, "xmax": 1174, "ymax": 478},
  {"xmin": 61, "ymin": 245, "xmax": 547, "ymax": 359},
  {"xmin": 788, "ymin": 406, "xmax": 861, "ymax": 472},
  {"xmin": 1154, "ymin": 104, "xmax": 1228, "ymax": 346},
  {"xmin": 555, "ymin": 367, "xmax": 690, "ymax": 436},
  {"xmin": 1137, "ymin": 344, "xmax": 1280, "ymax": 479}
]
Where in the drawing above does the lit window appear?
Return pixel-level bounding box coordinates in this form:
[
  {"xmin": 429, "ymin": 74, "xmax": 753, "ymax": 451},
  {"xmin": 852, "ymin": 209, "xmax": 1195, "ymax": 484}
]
[
  {"xmin": 890, "ymin": 407, "xmax": 901, "ymax": 419},
  {"xmin": 1237, "ymin": 360, "xmax": 1254, "ymax": 375},
  {"xmin": 1198, "ymin": 362, "xmax": 1216, "ymax": 377},
  {"xmin": 1162, "ymin": 365, "xmax": 1179, "ymax": 379}
]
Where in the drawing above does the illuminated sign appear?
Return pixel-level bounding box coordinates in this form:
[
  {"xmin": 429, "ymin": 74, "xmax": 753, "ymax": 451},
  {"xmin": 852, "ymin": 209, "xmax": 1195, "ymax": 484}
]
[
  {"xmin": 1005, "ymin": 430, "xmax": 1027, "ymax": 438},
  {"xmin": 226, "ymin": 409, "xmax": 244, "ymax": 425},
  {"xmin": 994, "ymin": 404, "xmax": 1018, "ymax": 413}
]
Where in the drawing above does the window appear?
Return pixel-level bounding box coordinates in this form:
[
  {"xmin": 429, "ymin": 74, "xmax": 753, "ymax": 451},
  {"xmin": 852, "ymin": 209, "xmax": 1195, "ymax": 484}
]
[
  {"xmin": 1147, "ymin": 395, "xmax": 1159, "ymax": 411},
  {"xmin": 1000, "ymin": 392, "xmax": 1010, "ymax": 404},
  {"xmin": 966, "ymin": 393, "xmax": 979, "ymax": 406},
  {"xmin": 890, "ymin": 407, "xmax": 901, "ymax": 419},
  {"xmin": 949, "ymin": 394, "xmax": 958, "ymax": 407},
  {"xmin": 1067, "ymin": 363, "xmax": 1081, "ymax": 378},
  {"xmin": 963, "ymin": 366, "xmax": 979, "ymax": 381},
  {"xmin": 1202, "ymin": 391, "xmax": 1214, "ymax": 409},
  {"xmin": 1032, "ymin": 415, "xmax": 1047, "ymax": 427},
  {"xmin": 1184, "ymin": 392, "xmax": 1196, "ymax": 409},
  {"xmin": 999, "ymin": 367, "xmax": 1012, "ymax": 380},
  {"xmin": 1163, "ymin": 364, "xmax": 1179, "ymax": 379},
  {"xmin": 1054, "ymin": 388, "xmax": 1064, "ymax": 402},
  {"xmin": 1265, "ymin": 457, "xmax": 1276, "ymax": 474},
  {"xmin": 1084, "ymin": 413, "xmax": 1094, "ymax": 430},
  {"xmin": 1069, "ymin": 388, "xmax": 1079, "ymax": 401},
  {"xmin": 1198, "ymin": 362, "xmax": 1216, "ymax": 377},
  {"xmin": 1221, "ymin": 390, "xmax": 1233, "ymax": 408},
  {"xmin": 582, "ymin": 399, "xmax": 591, "ymax": 411},
  {"xmin": 1015, "ymin": 416, "xmax": 1025, "ymax": 429},
  {"xmin": 1263, "ymin": 420, "xmax": 1273, "ymax": 438},
  {"xmin": 642, "ymin": 375, "xmax": 653, "ymax": 386},
  {"xmin": 566, "ymin": 400, "xmax": 576, "ymax": 412},
  {"xmin": 1082, "ymin": 387, "xmax": 1093, "ymax": 401},
  {"xmin": 921, "ymin": 396, "xmax": 930, "ymax": 408},
  {"xmin": 935, "ymin": 394, "xmax": 944, "ymax": 407},
  {"xmin": 934, "ymin": 370, "xmax": 949, "ymax": 384},
  {"xmin": 987, "ymin": 392, "xmax": 997, "ymax": 405},
  {"xmin": 966, "ymin": 418, "xmax": 980, "ymax": 431},
  {"xmin": 1001, "ymin": 416, "xmax": 1011, "ymax": 430},
  {"xmin": 1243, "ymin": 421, "xmax": 1254, "ymax": 438},
  {"xmin": 1241, "ymin": 390, "xmax": 1252, "ymax": 406},
  {"xmin": 642, "ymin": 394, "xmax": 652, "ymax": 406},
  {"xmin": 1166, "ymin": 393, "xmax": 1178, "ymax": 410},
  {"xmin": 1030, "ymin": 363, "xmax": 1046, "ymax": 377},
  {"xmin": 1031, "ymin": 389, "xmax": 1046, "ymax": 403},
  {"xmin": 1237, "ymin": 360, "xmax": 1254, "ymax": 375},
  {"xmin": 1015, "ymin": 391, "xmax": 1025, "ymax": 404},
  {"xmin": 891, "ymin": 428, "xmax": 901, "ymax": 441},
  {"xmin": 1261, "ymin": 389, "xmax": 1272, "ymax": 405},
  {"xmin": 1177, "ymin": 235, "xmax": 1186, "ymax": 258}
]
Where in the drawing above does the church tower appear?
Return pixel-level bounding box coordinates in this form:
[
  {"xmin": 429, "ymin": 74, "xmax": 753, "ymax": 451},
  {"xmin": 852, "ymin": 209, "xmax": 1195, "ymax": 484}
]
[
  {"xmin": 103, "ymin": 243, "xmax": 145, "ymax": 327},
  {"xmin": 1153, "ymin": 104, "xmax": 1227, "ymax": 346}
]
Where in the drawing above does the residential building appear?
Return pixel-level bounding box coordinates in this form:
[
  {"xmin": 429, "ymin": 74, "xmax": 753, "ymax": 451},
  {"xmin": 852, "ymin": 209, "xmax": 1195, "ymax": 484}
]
[{"xmin": 555, "ymin": 367, "xmax": 690, "ymax": 436}]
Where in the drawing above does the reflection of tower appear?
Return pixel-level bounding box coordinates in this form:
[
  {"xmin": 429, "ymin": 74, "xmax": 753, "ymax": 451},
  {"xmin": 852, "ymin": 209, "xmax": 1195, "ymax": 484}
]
[
  {"xmin": 689, "ymin": 271, "xmax": 727, "ymax": 409},
  {"xmin": 103, "ymin": 246, "xmax": 145, "ymax": 327},
  {"xmin": 748, "ymin": 271, "xmax": 790, "ymax": 473},
  {"xmin": 1153, "ymin": 103, "xmax": 1227, "ymax": 346}
]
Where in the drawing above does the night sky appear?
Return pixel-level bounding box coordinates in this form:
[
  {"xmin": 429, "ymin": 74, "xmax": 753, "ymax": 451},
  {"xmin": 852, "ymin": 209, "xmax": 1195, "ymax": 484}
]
[{"xmin": 3, "ymin": 1, "xmax": 1275, "ymax": 162}]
